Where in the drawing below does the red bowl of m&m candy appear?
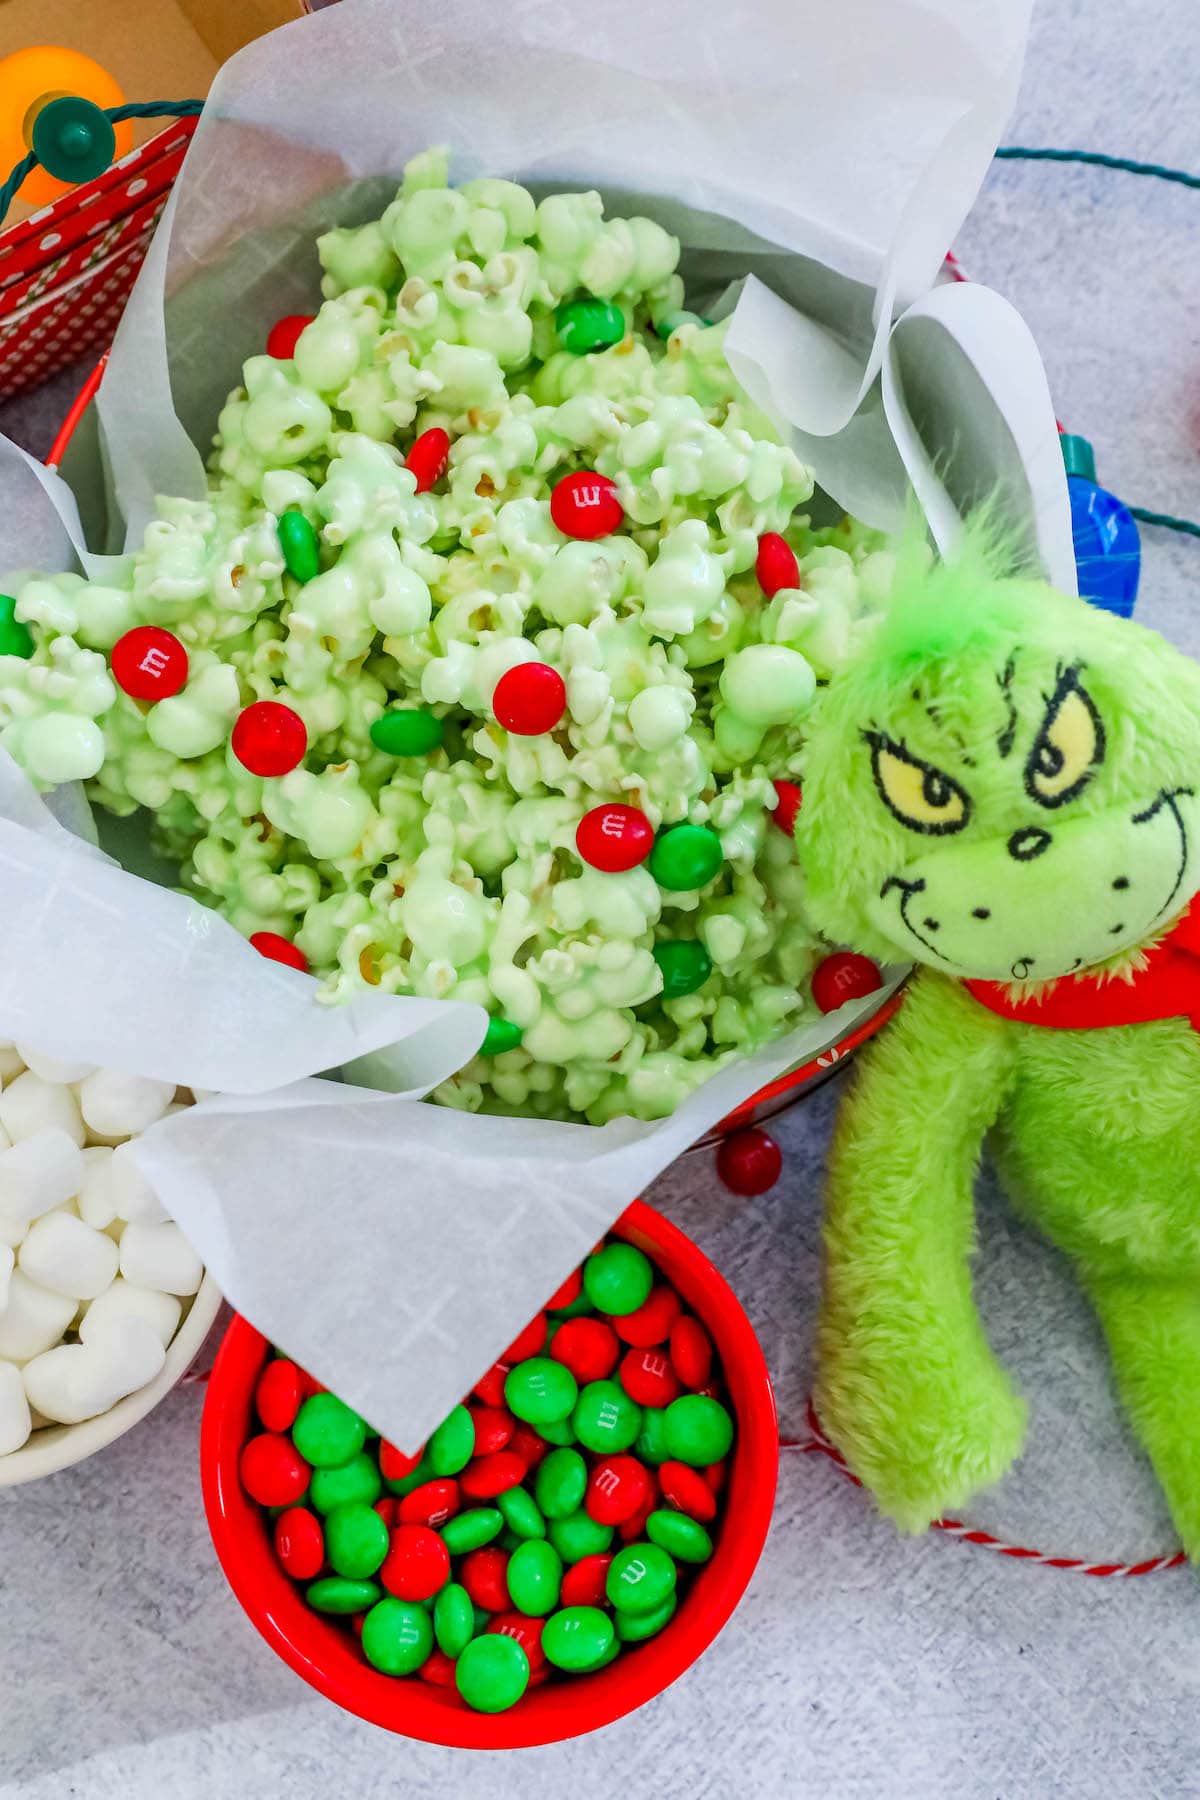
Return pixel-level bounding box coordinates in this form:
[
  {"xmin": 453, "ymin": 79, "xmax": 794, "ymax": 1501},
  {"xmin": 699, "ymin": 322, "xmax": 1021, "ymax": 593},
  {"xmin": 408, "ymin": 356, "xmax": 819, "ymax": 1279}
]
[{"xmin": 200, "ymin": 1200, "xmax": 777, "ymax": 1748}]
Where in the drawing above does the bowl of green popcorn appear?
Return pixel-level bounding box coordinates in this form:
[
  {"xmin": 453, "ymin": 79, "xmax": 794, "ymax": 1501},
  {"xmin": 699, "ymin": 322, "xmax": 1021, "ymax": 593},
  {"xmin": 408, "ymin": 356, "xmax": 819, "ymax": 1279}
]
[{"xmin": 8, "ymin": 146, "xmax": 902, "ymax": 1145}]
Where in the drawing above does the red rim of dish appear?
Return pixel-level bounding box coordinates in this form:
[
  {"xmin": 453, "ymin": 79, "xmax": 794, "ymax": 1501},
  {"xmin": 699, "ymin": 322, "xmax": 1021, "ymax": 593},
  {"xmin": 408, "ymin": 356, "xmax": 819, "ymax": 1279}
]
[{"xmin": 200, "ymin": 1198, "xmax": 779, "ymax": 1749}]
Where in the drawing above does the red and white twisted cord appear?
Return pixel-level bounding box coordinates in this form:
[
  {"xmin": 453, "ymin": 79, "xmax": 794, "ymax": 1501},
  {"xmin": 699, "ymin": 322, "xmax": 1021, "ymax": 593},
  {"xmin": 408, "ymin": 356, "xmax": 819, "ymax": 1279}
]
[{"xmin": 787, "ymin": 1400, "xmax": 1188, "ymax": 1578}]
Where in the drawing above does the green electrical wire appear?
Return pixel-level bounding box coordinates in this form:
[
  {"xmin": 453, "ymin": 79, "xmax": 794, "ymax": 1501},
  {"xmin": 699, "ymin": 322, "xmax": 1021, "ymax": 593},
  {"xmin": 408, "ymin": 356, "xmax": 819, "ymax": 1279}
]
[
  {"xmin": 1128, "ymin": 507, "xmax": 1200, "ymax": 541},
  {"xmin": 0, "ymin": 99, "xmax": 204, "ymax": 227},
  {"xmin": 996, "ymin": 146, "xmax": 1200, "ymax": 191}
]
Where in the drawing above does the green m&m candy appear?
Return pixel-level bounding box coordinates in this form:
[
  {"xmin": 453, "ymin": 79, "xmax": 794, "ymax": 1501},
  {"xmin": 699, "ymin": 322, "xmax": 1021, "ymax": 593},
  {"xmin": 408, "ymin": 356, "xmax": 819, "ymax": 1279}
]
[
  {"xmin": 306, "ymin": 1576, "xmax": 381, "ymax": 1614},
  {"xmin": 541, "ymin": 1605, "xmax": 615, "ymax": 1672},
  {"xmin": 496, "ymin": 1484, "xmax": 545, "ymax": 1540},
  {"xmin": 504, "ymin": 1357, "xmax": 578, "ymax": 1426},
  {"xmin": 433, "ymin": 1581, "xmax": 475, "ymax": 1657},
  {"xmin": 547, "ymin": 1508, "xmax": 614, "ymax": 1564},
  {"xmin": 442, "ymin": 1507, "xmax": 504, "ymax": 1554},
  {"xmin": 664, "ymin": 1394, "xmax": 734, "ymax": 1466},
  {"xmin": 573, "ymin": 1379, "xmax": 642, "ymax": 1453},
  {"xmin": 537, "ymin": 1416, "xmax": 578, "ymax": 1446},
  {"xmin": 481, "ymin": 1016, "xmax": 523, "ymax": 1057},
  {"xmin": 606, "ymin": 1542, "xmax": 677, "ymax": 1615},
  {"xmin": 555, "ymin": 297, "xmax": 626, "ymax": 354},
  {"xmin": 507, "ymin": 1539, "xmax": 563, "ymax": 1616},
  {"xmin": 308, "ymin": 1452, "xmax": 382, "ymax": 1514},
  {"xmin": 635, "ymin": 1406, "xmax": 669, "ymax": 1466},
  {"xmin": 428, "ymin": 1404, "xmax": 476, "ymax": 1475},
  {"xmin": 582, "ymin": 1244, "xmax": 653, "ymax": 1317},
  {"xmin": 535, "ymin": 1447, "xmax": 587, "ymax": 1520},
  {"xmin": 615, "ymin": 1593, "xmax": 678, "ymax": 1642},
  {"xmin": 0, "ymin": 596, "xmax": 34, "ymax": 659},
  {"xmin": 386, "ymin": 1452, "xmax": 434, "ymax": 1497},
  {"xmin": 370, "ymin": 708, "xmax": 444, "ymax": 757},
  {"xmin": 455, "ymin": 1632, "xmax": 530, "ymax": 1712},
  {"xmin": 653, "ymin": 940, "xmax": 712, "ymax": 1000},
  {"xmin": 277, "ymin": 509, "xmax": 321, "ymax": 582},
  {"xmin": 648, "ymin": 823, "xmax": 724, "ymax": 892},
  {"xmin": 292, "ymin": 1393, "xmax": 367, "ymax": 1468},
  {"xmin": 361, "ymin": 1597, "xmax": 433, "ymax": 1674},
  {"xmin": 324, "ymin": 1501, "xmax": 390, "ymax": 1578},
  {"xmin": 646, "ymin": 1509, "xmax": 713, "ymax": 1563}
]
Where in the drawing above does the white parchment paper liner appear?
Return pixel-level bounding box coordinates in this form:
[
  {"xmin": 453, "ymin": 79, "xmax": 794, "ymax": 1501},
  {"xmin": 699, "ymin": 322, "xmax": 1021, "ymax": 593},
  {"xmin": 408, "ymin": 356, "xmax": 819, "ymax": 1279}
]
[{"xmin": 0, "ymin": 0, "xmax": 1058, "ymax": 1445}]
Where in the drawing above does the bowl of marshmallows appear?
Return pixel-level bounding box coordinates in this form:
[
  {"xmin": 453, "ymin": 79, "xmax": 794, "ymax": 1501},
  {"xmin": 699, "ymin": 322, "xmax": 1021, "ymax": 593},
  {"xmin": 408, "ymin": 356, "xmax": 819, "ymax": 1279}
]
[{"xmin": 0, "ymin": 1039, "xmax": 219, "ymax": 1486}]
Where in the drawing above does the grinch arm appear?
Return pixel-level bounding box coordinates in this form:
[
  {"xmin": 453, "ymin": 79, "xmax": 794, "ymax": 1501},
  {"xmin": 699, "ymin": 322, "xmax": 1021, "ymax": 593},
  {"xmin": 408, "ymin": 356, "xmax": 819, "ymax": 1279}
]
[
  {"xmin": 1082, "ymin": 1272, "xmax": 1200, "ymax": 1560},
  {"xmin": 814, "ymin": 970, "xmax": 1025, "ymax": 1532}
]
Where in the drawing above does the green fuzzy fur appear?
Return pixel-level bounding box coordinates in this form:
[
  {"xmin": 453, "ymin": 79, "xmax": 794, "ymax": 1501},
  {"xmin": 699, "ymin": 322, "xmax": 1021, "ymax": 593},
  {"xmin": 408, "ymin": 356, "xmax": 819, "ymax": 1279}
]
[{"xmin": 799, "ymin": 528, "xmax": 1200, "ymax": 1554}]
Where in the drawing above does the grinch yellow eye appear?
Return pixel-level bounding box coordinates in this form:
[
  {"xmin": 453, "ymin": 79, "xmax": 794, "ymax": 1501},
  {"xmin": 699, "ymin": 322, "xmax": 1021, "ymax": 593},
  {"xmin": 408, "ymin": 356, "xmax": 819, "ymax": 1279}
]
[
  {"xmin": 869, "ymin": 736, "xmax": 971, "ymax": 835},
  {"xmin": 1025, "ymin": 671, "xmax": 1105, "ymax": 808}
]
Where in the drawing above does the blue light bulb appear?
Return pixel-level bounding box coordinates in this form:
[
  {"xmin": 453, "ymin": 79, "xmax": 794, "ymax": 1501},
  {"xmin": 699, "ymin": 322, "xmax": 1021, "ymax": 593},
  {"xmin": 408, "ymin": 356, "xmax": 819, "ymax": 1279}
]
[{"xmin": 1061, "ymin": 433, "xmax": 1140, "ymax": 619}]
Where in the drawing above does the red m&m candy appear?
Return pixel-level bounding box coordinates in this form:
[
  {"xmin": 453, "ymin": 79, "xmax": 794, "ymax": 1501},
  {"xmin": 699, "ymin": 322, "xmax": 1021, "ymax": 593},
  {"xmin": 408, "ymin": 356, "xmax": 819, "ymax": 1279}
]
[
  {"xmin": 231, "ymin": 700, "xmax": 307, "ymax": 777},
  {"xmin": 380, "ymin": 1524, "xmax": 451, "ymax": 1601},
  {"xmin": 379, "ymin": 1439, "xmax": 424, "ymax": 1483},
  {"xmin": 613, "ymin": 1285, "xmax": 681, "ymax": 1348},
  {"xmin": 619, "ymin": 1346, "xmax": 680, "ymax": 1408},
  {"xmin": 755, "ymin": 531, "xmax": 800, "ymax": 597},
  {"xmin": 488, "ymin": 1612, "xmax": 546, "ymax": 1671},
  {"xmin": 559, "ymin": 1553, "xmax": 613, "ymax": 1608},
  {"xmin": 585, "ymin": 1454, "xmax": 651, "ymax": 1526},
  {"xmin": 503, "ymin": 1312, "xmax": 547, "ymax": 1365},
  {"xmin": 550, "ymin": 470, "xmax": 623, "ymax": 540},
  {"xmin": 255, "ymin": 1357, "xmax": 304, "ymax": 1432},
  {"xmin": 273, "ymin": 1505, "xmax": 325, "ymax": 1579},
  {"xmin": 770, "ymin": 779, "xmax": 802, "ymax": 835},
  {"xmin": 406, "ymin": 427, "xmax": 451, "ymax": 494},
  {"xmin": 460, "ymin": 1546, "xmax": 511, "ymax": 1612},
  {"xmin": 550, "ymin": 1317, "xmax": 620, "ymax": 1384},
  {"xmin": 111, "ymin": 627, "xmax": 188, "ymax": 702},
  {"xmin": 812, "ymin": 951, "xmax": 883, "ymax": 1014},
  {"xmin": 249, "ymin": 932, "xmax": 310, "ymax": 974},
  {"xmin": 669, "ymin": 1315, "xmax": 713, "ymax": 1390},
  {"xmin": 266, "ymin": 313, "xmax": 315, "ymax": 359},
  {"xmin": 469, "ymin": 1405, "xmax": 515, "ymax": 1456},
  {"xmin": 239, "ymin": 1432, "xmax": 310, "ymax": 1506},
  {"xmin": 658, "ymin": 1460, "xmax": 718, "ymax": 1523},
  {"xmin": 510, "ymin": 1422, "xmax": 549, "ymax": 1470},
  {"xmin": 397, "ymin": 1478, "xmax": 460, "ymax": 1529},
  {"xmin": 419, "ymin": 1647, "xmax": 459, "ymax": 1687},
  {"xmin": 546, "ymin": 1269, "xmax": 582, "ymax": 1311},
  {"xmin": 472, "ymin": 1362, "xmax": 510, "ymax": 1409},
  {"xmin": 460, "ymin": 1451, "xmax": 525, "ymax": 1499},
  {"xmin": 716, "ymin": 1127, "xmax": 783, "ymax": 1197},
  {"xmin": 576, "ymin": 803, "xmax": 654, "ymax": 873},
  {"xmin": 492, "ymin": 663, "xmax": 566, "ymax": 735}
]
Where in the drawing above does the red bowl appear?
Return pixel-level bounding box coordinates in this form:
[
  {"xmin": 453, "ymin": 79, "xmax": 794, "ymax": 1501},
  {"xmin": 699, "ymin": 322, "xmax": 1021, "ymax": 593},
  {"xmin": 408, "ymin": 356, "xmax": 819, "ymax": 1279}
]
[{"xmin": 200, "ymin": 1199, "xmax": 778, "ymax": 1749}]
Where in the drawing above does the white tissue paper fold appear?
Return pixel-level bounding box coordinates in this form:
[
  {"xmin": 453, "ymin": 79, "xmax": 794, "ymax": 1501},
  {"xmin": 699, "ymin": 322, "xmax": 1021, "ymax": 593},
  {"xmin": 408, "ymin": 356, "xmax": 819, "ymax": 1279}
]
[{"xmin": 0, "ymin": 0, "xmax": 1052, "ymax": 1442}]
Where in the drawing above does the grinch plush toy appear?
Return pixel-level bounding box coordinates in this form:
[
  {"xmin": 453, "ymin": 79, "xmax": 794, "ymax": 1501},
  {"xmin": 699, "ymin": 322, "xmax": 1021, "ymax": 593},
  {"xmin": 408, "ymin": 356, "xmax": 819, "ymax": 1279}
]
[{"xmin": 798, "ymin": 527, "xmax": 1200, "ymax": 1558}]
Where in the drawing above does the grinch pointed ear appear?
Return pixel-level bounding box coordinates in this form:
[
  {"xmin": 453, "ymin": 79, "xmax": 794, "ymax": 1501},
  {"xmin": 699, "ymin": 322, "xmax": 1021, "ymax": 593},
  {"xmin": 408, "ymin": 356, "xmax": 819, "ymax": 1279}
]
[{"xmin": 870, "ymin": 502, "xmax": 1064, "ymax": 674}]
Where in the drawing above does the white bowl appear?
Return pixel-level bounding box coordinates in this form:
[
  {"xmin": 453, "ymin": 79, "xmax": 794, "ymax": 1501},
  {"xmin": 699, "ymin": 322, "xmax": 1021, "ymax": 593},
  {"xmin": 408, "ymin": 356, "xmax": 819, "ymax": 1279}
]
[{"xmin": 0, "ymin": 1273, "xmax": 222, "ymax": 1486}]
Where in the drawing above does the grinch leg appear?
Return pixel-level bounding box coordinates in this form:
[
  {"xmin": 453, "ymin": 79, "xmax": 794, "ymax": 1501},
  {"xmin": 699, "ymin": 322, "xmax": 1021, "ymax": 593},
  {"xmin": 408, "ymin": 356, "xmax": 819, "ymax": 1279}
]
[
  {"xmin": 1082, "ymin": 1270, "xmax": 1200, "ymax": 1559},
  {"xmin": 815, "ymin": 971, "xmax": 1025, "ymax": 1532}
]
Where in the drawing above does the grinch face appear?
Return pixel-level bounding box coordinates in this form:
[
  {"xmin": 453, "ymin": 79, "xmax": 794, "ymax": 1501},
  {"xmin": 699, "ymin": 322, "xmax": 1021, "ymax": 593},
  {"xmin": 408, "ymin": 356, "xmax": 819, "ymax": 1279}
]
[{"xmin": 799, "ymin": 569, "xmax": 1200, "ymax": 986}]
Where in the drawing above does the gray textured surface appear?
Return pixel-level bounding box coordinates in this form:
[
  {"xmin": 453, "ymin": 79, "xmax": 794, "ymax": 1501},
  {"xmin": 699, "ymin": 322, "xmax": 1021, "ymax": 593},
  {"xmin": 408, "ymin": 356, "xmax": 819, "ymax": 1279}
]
[{"xmin": 3, "ymin": 0, "xmax": 1200, "ymax": 1793}]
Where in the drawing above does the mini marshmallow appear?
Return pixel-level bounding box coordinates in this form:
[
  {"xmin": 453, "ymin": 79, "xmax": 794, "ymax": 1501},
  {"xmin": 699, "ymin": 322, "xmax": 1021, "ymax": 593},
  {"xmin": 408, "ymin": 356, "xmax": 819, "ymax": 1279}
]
[
  {"xmin": 76, "ymin": 1147, "xmax": 117, "ymax": 1230},
  {"xmin": 0, "ymin": 1270, "xmax": 77, "ymax": 1362},
  {"xmin": 0, "ymin": 1213, "xmax": 27, "ymax": 1249},
  {"xmin": 19, "ymin": 1211, "xmax": 119, "ymax": 1300},
  {"xmin": 0, "ymin": 1072, "xmax": 85, "ymax": 1147},
  {"xmin": 0, "ymin": 1359, "xmax": 31, "ymax": 1454},
  {"xmin": 107, "ymin": 1142, "xmax": 168, "ymax": 1226},
  {"xmin": 0, "ymin": 1130, "xmax": 85, "ymax": 1225},
  {"xmin": 81, "ymin": 1278, "xmax": 181, "ymax": 1351},
  {"xmin": 0, "ymin": 1046, "xmax": 24, "ymax": 1082},
  {"xmin": 78, "ymin": 1071, "xmax": 175, "ymax": 1140},
  {"xmin": 22, "ymin": 1318, "xmax": 166, "ymax": 1423},
  {"xmin": 0, "ymin": 1243, "xmax": 12, "ymax": 1311},
  {"xmin": 119, "ymin": 1222, "xmax": 203, "ymax": 1296},
  {"xmin": 15, "ymin": 1045, "xmax": 97, "ymax": 1085}
]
